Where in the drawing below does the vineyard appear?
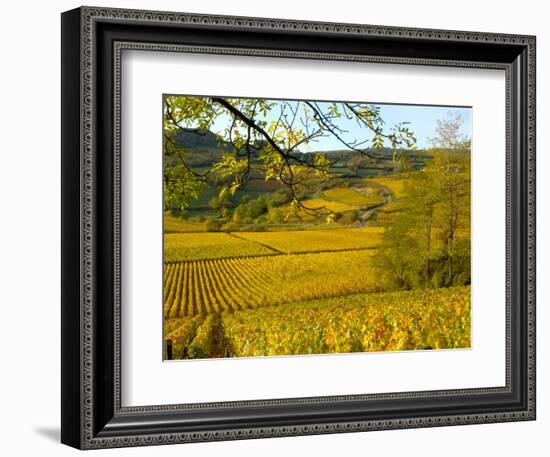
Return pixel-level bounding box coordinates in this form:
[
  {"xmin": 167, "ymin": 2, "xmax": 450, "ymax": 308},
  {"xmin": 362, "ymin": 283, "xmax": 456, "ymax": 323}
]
[
  {"xmin": 163, "ymin": 164, "xmax": 471, "ymax": 360},
  {"xmin": 233, "ymin": 227, "xmax": 383, "ymax": 254},
  {"xmin": 163, "ymin": 249, "xmax": 377, "ymax": 318},
  {"xmin": 164, "ymin": 286, "xmax": 471, "ymax": 359},
  {"xmin": 163, "ymin": 222, "xmax": 470, "ymax": 359},
  {"xmin": 161, "ymin": 95, "xmax": 472, "ymax": 361},
  {"xmin": 164, "ymin": 232, "xmax": 276, "ymax": 261}
]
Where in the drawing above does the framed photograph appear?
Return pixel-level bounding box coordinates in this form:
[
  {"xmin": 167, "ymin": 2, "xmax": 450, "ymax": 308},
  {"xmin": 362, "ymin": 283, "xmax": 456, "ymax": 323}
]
[{"xmin": 61, "ymin": 6, "xmax": 536, "ymax": 449}]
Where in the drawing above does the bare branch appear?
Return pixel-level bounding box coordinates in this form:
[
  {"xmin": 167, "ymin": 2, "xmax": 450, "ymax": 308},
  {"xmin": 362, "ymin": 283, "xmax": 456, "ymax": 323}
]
[{"xmin": 305, "ymin": 101, "xmax": 379, "ymax": 159}]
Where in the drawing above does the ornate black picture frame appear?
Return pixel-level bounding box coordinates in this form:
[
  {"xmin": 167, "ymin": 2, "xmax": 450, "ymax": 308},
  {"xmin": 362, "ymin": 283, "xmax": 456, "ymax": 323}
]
[{"xmin": 61, "ymin": 6, "xmax": 536, "ymax": 449}]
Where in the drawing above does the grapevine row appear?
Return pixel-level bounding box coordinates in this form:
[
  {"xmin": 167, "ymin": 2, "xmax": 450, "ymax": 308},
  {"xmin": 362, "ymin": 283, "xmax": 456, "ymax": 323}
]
[
  {"xmin": 221, "ymin": 286, "xmax": 471, "ymax": 357},
  {"xmin": 164, "ymin": 286, "xmax": 471, "ymax": 359},
  {"xmin": 163, "ymin": 250, "xmax": 378, "ymax": 318}
]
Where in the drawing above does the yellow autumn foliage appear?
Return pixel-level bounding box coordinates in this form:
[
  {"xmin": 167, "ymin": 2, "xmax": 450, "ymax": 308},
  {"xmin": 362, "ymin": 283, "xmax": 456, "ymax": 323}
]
[
  {"xmin": 222, "ymin": 286, "xmax": 470, "ymax": 357},
  {"xmin": 163, "ymin": 250, "xmax": 378, "ymax": 318},
  {"xmin": 234, "ymin": 228, "xmax": 383, "ymax": 254}
]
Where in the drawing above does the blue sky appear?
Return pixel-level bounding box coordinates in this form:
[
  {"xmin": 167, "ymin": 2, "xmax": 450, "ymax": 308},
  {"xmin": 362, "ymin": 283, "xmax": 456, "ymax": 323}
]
[
  {"xmin": 363, "ymin": 104, "xmax": 471, "ymax": 150},
  {"xmin": 207, "ymin": 99, "xmax": 472, "ymax": 151}
]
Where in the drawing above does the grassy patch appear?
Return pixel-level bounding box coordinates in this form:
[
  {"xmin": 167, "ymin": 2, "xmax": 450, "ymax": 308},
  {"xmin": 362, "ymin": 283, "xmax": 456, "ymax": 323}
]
[
  {"xmin": 301, "ymin": 198, "xmax": 357, "ymax": 213},
  {"xmin": 369, "ymin": 175, "xmax": 410, "ymax": 199},
  {"xmin": 324, "ymin": 187, "xmax": 384, "ymax": 207},
  {"xmin": 164, "ymin": 214, "xmax": 206, "ymax": 233}
]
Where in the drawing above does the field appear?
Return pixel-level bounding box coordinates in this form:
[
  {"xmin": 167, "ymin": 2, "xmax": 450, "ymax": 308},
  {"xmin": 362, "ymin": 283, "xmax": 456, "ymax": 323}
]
[
  {"xmin": 165, "ymin": 286, "xmax": 471, "ymax": 358},
  {"xmin": 163, "ymin": 222, "xmax": 470, "ymax": 359},
  {"xmin": 164, "ymin": 214, "xmax": 206, "ymax": 233},
  {"xmin": 323, "ymin": 187, "xmax": 385, "ymax": 207},
  {"xmin": 164, "ymin": 232, "xmax": 276, "ymax": 262},
  {"xmin": 234, "ymin": 228, "xmax": 383, "ymax": 253},
  {"xmin": 243, "ymin": 179, "xmax": 284, "ymax": 192},
  {"xmin": 299, "ymin": 198, "xmax": 357, "ymax": 213},
  {"xmin": 369, "ymin": 176, "xmax": 410, "ymax": 199},
  {"xmin": 162, "ymin": 96, "xmax": 472, "ymax": 360},
  {"xmin": 163, "ymin": 250, "xmax": 377, "ymax": 317},
  {"xmin": 163, "ymin": 171, "xmax": 471, "ymax": 359},
  {"xmin": 374, "ymin": 201, "xmax": 403, "ymax": 226}
]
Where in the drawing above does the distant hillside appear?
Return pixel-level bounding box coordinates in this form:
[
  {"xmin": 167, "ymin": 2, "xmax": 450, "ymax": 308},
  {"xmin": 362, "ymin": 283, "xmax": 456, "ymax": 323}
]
[
  {"xmin": 165, "ymin": 128, "xmax": 430, "ymax": 170},
  {"xmin": 164, "ymin": 128, "xmax": 229, "ymax": 167},
  {"xmin": 173, "ymin": 128, "xmax": 227, "ymax": 151}
]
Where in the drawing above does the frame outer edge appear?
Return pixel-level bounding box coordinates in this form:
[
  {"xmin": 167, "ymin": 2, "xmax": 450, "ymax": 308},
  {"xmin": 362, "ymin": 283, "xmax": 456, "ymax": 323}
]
[
  {"xmin": 80, "ymin": 5, "xmax": 535, "ymax": 43},
  {"xmin": 527, "ymin": 36, "xmax": 536, "ymax": 420},
  {"xmin": 72, "ymin": 6, "xmax": 536, "ymax": 449},
  {"xmin": 81, "ymin": 6, "xmax": 96, "ymax": 450},
  {"xmin": 61, "ymin": 7, "xmax": 84, "ymax": 450}
]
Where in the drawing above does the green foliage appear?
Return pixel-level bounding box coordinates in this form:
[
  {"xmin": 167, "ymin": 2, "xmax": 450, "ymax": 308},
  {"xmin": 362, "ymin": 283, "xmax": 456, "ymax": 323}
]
[
  {"xmin": 205, "ymin": 220, "xmax": 222, "ymax": 232},
  {"xmin": 267, "ymin": 188, "xmax": 292, "ymax": 208},
  {"xmin": 267, "ymin": 207, "xmax": 284, "ymax": 223},
  {"xmin": 331, "ymin": 212, "xmax": 343, "ymax": 222},
  {"xmin": 347, "ymin": 210, "xmax": 360, "ymax": 223},
  {"xmin": 207, "ymin": 193, "xmax": 231, "ymax": 212},
  {"xmin": 377, "ymin": 149, "xmax": 471, "ymax": 289},
  {"xmin": 232, "ymin": 196, "xmax": 269, "ymax": 223},
  {"xmin": 163, "ymin": 95, "xmax": 417, "ymax": 215},
  {"xmin": 163, "ymin": 165, "xmax": 204, "ymax": 211},
  {"xmin": 207, "ymin": 196, "xmax": 221, "ymax": 210}
]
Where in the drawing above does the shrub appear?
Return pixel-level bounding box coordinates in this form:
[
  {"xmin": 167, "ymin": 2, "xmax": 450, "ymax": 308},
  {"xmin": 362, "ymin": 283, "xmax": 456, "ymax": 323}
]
[
  {"xmin": 267, "ymin": 207, "xmax": 284, "ymax": 224},
  {"xmin": 348, "ymin": 210, "xmax": 360, "ymax": 223},
  {"xmin": 205, "ymin": 220, "xmax": 222, "ymax": 232},
  {"xmin": 208, "ymin": 196, "xmax": 221, "ymax": 210},
  {"xmin": 268, "ymin": 189, "xmax": 292, "ymax": 207}
]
